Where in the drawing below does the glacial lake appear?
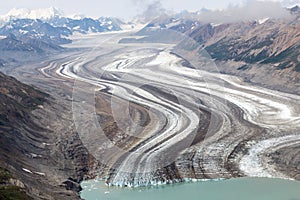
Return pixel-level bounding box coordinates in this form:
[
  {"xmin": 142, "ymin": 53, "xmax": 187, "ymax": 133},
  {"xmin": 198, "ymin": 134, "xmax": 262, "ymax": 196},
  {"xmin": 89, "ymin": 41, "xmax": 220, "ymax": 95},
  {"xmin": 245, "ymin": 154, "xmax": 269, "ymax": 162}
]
[{"xmin": 80, "ymin": 178, "xmax": 300, "ymax": 200}]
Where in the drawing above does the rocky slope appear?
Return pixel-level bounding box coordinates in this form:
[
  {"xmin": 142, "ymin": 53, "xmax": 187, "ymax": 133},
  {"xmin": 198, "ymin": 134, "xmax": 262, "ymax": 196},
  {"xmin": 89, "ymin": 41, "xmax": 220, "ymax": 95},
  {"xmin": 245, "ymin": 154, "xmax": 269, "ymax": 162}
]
[
  {"xmin": 0, "ymin": 72, "xmax": 98, "ymax": 199},
  {"xmin": 187, "ymin": 17, "xmax": 300, "ymax": 94},
  {"xmin": 202, "ymin": 19, "xmax": 300, "ymax": 71}
]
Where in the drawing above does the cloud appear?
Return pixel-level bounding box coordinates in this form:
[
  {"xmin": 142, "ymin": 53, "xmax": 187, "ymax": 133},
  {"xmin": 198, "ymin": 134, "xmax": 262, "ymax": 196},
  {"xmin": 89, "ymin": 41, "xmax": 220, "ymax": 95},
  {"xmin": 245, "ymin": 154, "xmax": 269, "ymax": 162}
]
[
  {"xmin": 196, "ymin": 0, "xmax": 292, "ymax": 23},
  {"xmin": 132, "ymin": 0, "xmax": 166, "ymax": 22},
  {"xmin": 130, "ymin": 0, "xmax": 293, "ymax": 23},
  {"xmin": 281, "ymin": 0, "xmax": 300, "ymax": 7}
]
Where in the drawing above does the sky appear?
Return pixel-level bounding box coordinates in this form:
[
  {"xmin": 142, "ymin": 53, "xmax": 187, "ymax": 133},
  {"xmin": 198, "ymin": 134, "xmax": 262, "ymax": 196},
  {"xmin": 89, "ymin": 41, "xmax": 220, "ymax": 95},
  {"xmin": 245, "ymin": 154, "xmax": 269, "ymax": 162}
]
[{"xmin": 0, "ymin": 0, "xmax": 299, "ymax": 19}]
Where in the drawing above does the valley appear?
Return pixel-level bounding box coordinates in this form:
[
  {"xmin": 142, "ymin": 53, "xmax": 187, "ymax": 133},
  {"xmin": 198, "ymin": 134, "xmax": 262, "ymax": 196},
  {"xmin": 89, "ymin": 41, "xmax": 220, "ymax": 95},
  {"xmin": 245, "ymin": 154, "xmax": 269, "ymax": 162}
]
[
  {"xmin": 7, "ymin": 30, "xmax": 299, "ymax": 190},
  {"xmin": 0, "ymin": 4, "xmax": 299, "ymax": 200}
]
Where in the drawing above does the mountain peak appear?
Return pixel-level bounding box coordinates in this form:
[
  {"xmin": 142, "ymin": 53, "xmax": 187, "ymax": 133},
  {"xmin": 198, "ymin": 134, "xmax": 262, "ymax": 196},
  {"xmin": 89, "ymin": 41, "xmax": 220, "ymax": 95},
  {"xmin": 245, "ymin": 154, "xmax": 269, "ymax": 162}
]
[
  {"xmin": 0, "ymin": 7, "xmax": 63, "ymax": 22},
  {"xmin": 290, "ymin": 5, "xmax": 300, "ymax": 14}
]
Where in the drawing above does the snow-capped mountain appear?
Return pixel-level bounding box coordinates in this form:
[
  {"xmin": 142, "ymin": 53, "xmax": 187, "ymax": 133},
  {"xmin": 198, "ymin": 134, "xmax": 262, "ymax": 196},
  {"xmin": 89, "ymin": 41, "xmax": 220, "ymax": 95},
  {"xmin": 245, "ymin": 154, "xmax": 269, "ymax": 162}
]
[
  {"xmin": 48, "ymin": 16, "xmax": 122, "ymax": 34},
  {"xmin": 0, "ymin": 7, "xmax": 63, "ymax": 22},
  {"xmin": 0, "ymin": 7, "xmax": 124, "ymax": 34},
  {"xmin": 0, "ymin": 7, "xmax": 126, "ymax": 54},
  {"xmin": 0, "ymin": 19, "xmax": 72, "ymax": 44}
]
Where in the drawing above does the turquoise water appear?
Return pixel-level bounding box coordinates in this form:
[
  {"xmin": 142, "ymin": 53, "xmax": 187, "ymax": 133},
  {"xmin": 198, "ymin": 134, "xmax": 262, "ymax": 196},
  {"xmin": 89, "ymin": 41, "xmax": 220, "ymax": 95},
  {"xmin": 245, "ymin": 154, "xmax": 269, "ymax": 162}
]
[{"xmin": 80, "ymin": 178, "xmax": 300, "ymax": 200}]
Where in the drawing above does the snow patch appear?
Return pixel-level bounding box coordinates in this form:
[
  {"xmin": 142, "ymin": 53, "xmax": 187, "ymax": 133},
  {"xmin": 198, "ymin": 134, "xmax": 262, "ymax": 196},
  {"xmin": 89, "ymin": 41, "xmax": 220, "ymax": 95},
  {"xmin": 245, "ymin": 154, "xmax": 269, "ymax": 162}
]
[
  {"xmin": 19, "ymin": 30, "xmax": 28, "ymax": 34},
  {"xmin": 34, "ymin": 172, "xmax": 46, "ymax": 176},
  {"xmin": 22, "ymin": 168, "xmax": 33, "ymax": 174},
  {"xmin": 258, "ymin": 18, "xmax": 269, "ymax": 24},
  {"xmin": 210, "ymin": 23, "xmax": 222, "ymax": 27},
  {"xmin": 73, "ymin": 26, "xmax": 80, "ymax": 30},
  {"xmin": 27, "ymin": 153, "xmax": 42, "ymax": 158}
]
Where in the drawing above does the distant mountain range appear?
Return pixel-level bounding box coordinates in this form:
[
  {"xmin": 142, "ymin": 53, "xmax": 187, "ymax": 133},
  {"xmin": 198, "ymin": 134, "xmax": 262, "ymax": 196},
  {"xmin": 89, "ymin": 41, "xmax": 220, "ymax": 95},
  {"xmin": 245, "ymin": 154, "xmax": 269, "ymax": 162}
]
[
  {"xmin": 0, "ymin": 7, "xmax": 123, "ymax": 33},
  {"xmin": 0, "ymin": 7, "xmax": 124, "ymax": 54}
]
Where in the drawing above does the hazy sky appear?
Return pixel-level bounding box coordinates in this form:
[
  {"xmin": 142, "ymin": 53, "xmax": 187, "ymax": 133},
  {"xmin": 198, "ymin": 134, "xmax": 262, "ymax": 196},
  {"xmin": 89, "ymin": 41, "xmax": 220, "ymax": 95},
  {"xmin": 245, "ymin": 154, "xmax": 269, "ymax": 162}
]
[{"xmin": 0, "ymin": 0, "xmax": 299, "ymax": 19}]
